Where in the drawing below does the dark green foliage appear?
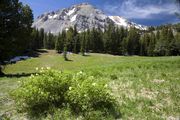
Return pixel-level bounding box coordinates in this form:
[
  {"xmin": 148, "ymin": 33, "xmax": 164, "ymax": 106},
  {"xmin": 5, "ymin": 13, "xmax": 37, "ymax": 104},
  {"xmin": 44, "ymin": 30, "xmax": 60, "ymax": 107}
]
[
  {"xmin": 126, "ymin": 27, "xmax": 140, "ymax": 55},
  {"xmin": 0, "ymin": 0, "xmax": 33, "ymax": 61},
  {"xmin": 173, "ymin": 33, "xmax": 180, "ymax": 55},
  {"xmin": 80, "ymin": 32, "xmax": 86, "ymax": 56},
  {"xmin": 55, "ymin": 33, "xmax": 62, "ymax": 53},
  {"xmin": 0, "ymin": 66, "xmax": 4, "ymax": 76},
  {"xmin": 154, "ymin": 27, "xmax": 175, "ymax": 56},
  {"xmin": 53, "ymin": 23, "xmax": 180, "ymax": 57},
  {"xmin": 0, "ymin": 0, "xmax": 33, "ymax": 74},
  {"xmin": 73, "ymin": 26, "xmax": 80, "ymax": 53}
]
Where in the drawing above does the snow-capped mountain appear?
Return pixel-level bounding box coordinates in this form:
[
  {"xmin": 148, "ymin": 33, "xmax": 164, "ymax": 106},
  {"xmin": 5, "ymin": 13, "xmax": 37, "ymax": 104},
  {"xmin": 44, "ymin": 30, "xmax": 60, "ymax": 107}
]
[{"xmin": 33, "ymin": 3, "xmax": 147, "ymax": 34}]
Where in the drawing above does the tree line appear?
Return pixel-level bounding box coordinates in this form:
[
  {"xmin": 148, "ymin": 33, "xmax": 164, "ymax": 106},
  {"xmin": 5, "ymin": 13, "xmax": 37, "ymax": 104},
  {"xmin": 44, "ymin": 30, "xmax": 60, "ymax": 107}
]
[{"xmin": 32, "ymin": 24, "xmax": 180, "ymax": 58}]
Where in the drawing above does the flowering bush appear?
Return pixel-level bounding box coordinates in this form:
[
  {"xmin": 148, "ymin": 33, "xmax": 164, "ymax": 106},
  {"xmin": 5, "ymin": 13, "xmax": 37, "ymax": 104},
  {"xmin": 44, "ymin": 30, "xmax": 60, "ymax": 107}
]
[
  {"xmin": 12, "ymin": 68, "xmax": 72, "ymax": 113},
  {"xmin": 66, "ymin": 72, "xmax": 118, "ymax": 114},
  {"xmin": 12, "ymin": 68, "xmax": 120, "ymax": 118}
]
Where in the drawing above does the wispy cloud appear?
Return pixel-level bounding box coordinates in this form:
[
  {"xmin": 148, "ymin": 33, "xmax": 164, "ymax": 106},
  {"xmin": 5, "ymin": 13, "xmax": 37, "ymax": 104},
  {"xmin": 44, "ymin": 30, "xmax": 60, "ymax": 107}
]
[{"xmin": 103, "ymin": 0, "xmax": 179, "ymax": 19}]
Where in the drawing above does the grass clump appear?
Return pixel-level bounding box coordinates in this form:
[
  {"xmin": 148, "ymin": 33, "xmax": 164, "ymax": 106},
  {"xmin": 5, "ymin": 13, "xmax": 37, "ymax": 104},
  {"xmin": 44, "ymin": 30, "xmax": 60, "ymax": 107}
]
[{"xmin": 12, "ymin": 68, "xmax": 120, "ymax": 119}]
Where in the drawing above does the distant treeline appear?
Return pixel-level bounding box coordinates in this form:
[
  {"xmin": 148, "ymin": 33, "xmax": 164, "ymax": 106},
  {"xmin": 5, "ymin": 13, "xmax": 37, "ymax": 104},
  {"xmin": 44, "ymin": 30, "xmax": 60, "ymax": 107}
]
[{"xmin": 32, "ymin": 23, "xmax": 180, "ymax": 56}]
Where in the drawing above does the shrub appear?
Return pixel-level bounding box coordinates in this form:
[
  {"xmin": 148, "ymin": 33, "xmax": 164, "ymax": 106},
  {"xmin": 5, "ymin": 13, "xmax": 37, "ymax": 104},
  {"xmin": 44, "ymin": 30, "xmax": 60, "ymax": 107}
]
[
  {"xmin": 66, "ymin": 72, "xmax": 119, "ymax": 115},
  {"xmin": 12, "ymin": 68, "xmax": 72, "ymax": 113},
  {"xmin": 12, "ymin": 69, "xmax": 120, "ymax": 119}
]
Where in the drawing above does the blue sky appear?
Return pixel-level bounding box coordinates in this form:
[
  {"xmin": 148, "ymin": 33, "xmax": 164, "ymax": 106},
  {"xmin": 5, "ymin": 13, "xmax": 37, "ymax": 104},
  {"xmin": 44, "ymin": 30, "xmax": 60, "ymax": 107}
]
[{"xmin": 20, "ymin": 0, "xmax": 180, "ymax": 26}]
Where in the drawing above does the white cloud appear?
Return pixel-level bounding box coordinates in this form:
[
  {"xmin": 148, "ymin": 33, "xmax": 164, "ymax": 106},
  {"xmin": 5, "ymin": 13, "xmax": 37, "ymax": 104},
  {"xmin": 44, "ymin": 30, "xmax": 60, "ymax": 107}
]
[{"xmin": 103, "ymin": 0, "xmax": 179, "ymax": 19}]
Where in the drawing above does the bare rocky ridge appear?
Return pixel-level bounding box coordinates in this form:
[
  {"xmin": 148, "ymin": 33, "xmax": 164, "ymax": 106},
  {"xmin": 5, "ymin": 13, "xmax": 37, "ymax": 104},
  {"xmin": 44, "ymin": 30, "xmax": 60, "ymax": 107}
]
[{"xmin": 33, "ymin": 3, "xmax": 147, "ymax": 34}]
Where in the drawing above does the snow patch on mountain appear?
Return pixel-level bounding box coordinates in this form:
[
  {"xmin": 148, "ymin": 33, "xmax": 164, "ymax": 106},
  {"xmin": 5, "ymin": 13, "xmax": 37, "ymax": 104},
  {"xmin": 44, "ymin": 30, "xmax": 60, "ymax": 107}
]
[
  {"xmin": 71, "ymin": 14, "xmax": 77, "ymax": 22},
  {"xmin": 108, "ymin": 16, "xmax": 147, "ymax": 30},
  {"xmin": 53, "ymin": 14, "xmax": 58, "ymax": 19},
  {"xmin": 109, "ymin": 16, "xmax": 128, "ymax": 27},
  {"xmin": 66, "ymin": 8, "xmax": 76, "ymax": 16}
]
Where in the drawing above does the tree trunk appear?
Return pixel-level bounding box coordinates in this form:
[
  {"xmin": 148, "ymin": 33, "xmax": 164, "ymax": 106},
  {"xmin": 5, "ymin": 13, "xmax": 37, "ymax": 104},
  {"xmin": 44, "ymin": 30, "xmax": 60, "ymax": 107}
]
[{"xmin": 0, "ymin": 65, "xmax": 4, "ymax": 76}]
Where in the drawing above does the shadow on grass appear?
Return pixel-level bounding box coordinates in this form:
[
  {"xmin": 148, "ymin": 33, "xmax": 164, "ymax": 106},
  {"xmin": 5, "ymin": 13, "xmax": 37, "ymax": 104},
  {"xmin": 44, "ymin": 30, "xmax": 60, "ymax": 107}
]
[
  {"xmin": 65, "ymin": 59, "xmax": 73, "ymax": 62},
  {"xmin": 0, "ymin": 73, "xmax": 36, "ymax": 78},
  {"xmin": 27, "ymin": 49, "xmax": 48, "ymax": 57},
  {"xmin": 83, "ymin": 54, "xmax": 91, "ymax": 57}
]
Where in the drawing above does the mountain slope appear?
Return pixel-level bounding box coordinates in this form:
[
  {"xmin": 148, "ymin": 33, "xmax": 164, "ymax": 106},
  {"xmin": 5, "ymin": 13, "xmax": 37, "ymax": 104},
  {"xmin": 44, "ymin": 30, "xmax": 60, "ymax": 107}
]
[{"xmin": 33, "ymin": 3, "xmax": 147, "ymax": 34}]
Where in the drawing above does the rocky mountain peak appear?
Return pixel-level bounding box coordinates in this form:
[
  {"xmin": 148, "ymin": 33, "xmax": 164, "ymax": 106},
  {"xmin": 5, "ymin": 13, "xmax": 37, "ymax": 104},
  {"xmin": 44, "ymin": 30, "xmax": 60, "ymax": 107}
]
[{"xmin": 33, "ymin": 3, "xmax": 147, "ymax": 34}]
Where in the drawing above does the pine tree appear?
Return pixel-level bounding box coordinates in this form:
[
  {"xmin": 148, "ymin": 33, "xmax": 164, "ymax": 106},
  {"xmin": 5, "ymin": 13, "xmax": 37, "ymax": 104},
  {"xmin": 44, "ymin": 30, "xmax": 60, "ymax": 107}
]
[
  {"xmin": 126, "ymin": 27, "xmax": 140, "ymax": 55},
  {"xmin": 66, "ymin": 27, "xmax": 74, "ymax": 51},
  {"xmin": 85, "ymin": 29, "xmax": 91, "ymax": 52},
  {"xmin": 80, "ymin": 32, "xmax": 86, "ymax": 56},
  {"xmin": 72, "ymin": 26, "xmax": 79, "ymax": 53},
  {"xmin": 46, "ymin": 32, "xmax": 55, "ymax": 49},
  {"xmin": 43, "ymin": 33, "xmax": 48, "ymax": 49},
  {"xmin": 145, "ymin": 32, "xmax": 156, "ymax": 56},
  {"xmin": 154, "ymin": 27, "xmax": 169, "ymax": 56},
  {"xmin": 117, "ymin": 27, "xmax": 126, "ymax": 55},
  {"xmin": 39, "ymin": 28, "xmax": 44, "ymax": 48},
  {"xmin": 103, "ymin": 24, "xmax": 113, "ymax": 53},
  {"xmin": 55, "ymin": 33, "xmax": 61, "ymax": 53},
  {"xmin": 63, "ymin": 44, "xmax": 68, "ymax": 61},
  {"xmin": 174, "ymin": 32, "xmax": 180, "ymax": 55},
  {"xmin": 0, "ymin": 0, "xmax": 33, "ymax": 75}
]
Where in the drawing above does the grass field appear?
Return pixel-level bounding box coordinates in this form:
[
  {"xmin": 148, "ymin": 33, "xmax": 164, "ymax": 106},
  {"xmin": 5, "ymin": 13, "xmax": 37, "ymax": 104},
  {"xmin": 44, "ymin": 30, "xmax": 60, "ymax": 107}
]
[{"xmin": 0, "ymin": 50, "xmax": 180, "ymax": 120}]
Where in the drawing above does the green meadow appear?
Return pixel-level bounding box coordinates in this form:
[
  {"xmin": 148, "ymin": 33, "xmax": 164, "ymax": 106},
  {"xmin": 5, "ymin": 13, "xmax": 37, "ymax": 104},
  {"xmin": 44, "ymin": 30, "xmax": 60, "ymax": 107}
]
[{"xmin": 0, "ymin": 50, "xmax": 180, "ymax": 119}]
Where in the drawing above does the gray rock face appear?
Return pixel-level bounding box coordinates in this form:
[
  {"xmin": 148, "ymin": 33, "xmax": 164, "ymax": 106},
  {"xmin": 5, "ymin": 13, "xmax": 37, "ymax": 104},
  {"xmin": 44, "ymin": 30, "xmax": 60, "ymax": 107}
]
[{"xmin": 33, "ymin": 3, "xmax": 147, "ymax": 34}]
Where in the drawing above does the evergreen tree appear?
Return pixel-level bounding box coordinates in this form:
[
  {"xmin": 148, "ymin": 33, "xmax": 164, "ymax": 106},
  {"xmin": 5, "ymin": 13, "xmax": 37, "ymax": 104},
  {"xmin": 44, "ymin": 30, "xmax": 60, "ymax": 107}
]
[
  {"xmin": 80, "ymin": 32, "xmax": 86, "ymax": 56},
  {"xmin": 0, "ymin": 0, "xmax": 33, "ymax": 75},
  {"xmin": 103, "ymin": 24, "xmax": 114, "ymax": 53},
  {"xmin": 55, "ymin": 33, "xmax": 62, "ymax": 53},
  {"xmin": 63, "ymin": 44, "xmax": 68, "ymax": 61},
  {"xmin": 39, "ymin": 28, "xmax": 44, "ymax": 48},
  {"xmin": 66, "ymin": 27, "xmax": 74, "ymax": 51},
  {"xmin": 147, "ymin": 32, "xmax": 156, "ymax": 56},
  {"xmin": 43, "ymin": 33, "xmax": 48, "ymax": 49},
  {"xmin": 72, "ymin": 26, "xmax": 79, "ymax": 53},
  {"xmin": 154, "ymin": 27, "xmax": 170, "ymax": 56},
  {"xmin": 172, "ymin": 32, "xmax": 180, "ymax": 55},
  {"xmin": 126, "ymin": 27, "xmax": 140, "ymax": 55},
  {"xmin": 167, "ymin": 28, "xmax": 175, "ymax": 55},
  {"xmin": 46, "ymin": 32, "xmax": 55, "ymax": 49},
  {"xmin": 85, "ymin": 29, "xmax": 91, "ymax": 52},
  {"xmin": 140, "ymin": 33, "xmax": 150, "ymax": 56},
  {"xmin": 117, "ymin": 27, "xmax": 126, "ymax": 55}
]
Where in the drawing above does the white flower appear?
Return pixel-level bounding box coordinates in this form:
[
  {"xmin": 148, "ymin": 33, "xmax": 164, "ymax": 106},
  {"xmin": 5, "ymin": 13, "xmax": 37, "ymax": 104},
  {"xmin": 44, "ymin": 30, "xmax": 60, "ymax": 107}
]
[
  {"xmin": 69, "ymin": 87, "xmax": 72, "ymax": 90},
  {"xmin": 41, "ymin": 67, "xmax": 44, "ymax": 70},
  {"xmin": 92, "ymin": 83, "xmax": 96, "ymax": 86},
  {"xmin": 30, "ymin": 74, "xmax": 34, "ymax": 78},
  {"xmin": 84, "ymin": 94, "xmax": 87, "ymax": 97},
  {"xmin": 35, "ymin": 67, "xmax": 39, "ymax": 71},
  {"xmin": 46, "ymin": 67, "xmax": 51, "ymax": 70},
  {"xmin": 77, "ymin": 71, "xmax": 83, "ymax": 76}
]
